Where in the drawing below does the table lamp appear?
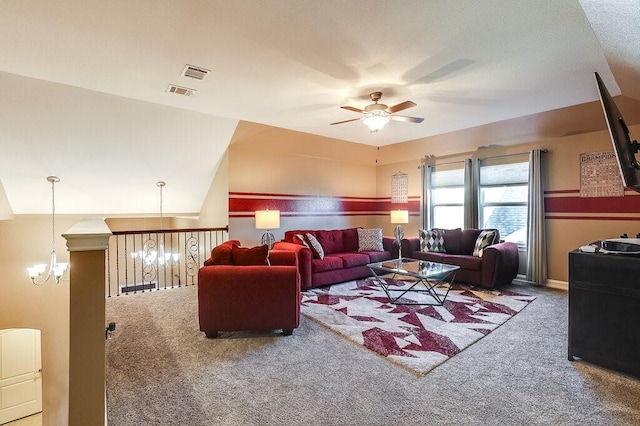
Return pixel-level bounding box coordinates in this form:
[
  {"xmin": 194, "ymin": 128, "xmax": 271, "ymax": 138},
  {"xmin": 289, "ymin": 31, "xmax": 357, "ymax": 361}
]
[
  {"xmin": 255, "ymin": 209, "xmax": 280, "ymax": 249},
  {"xmin": 390, "ymin": 209, "xmax": 409, "ymax": 259}
]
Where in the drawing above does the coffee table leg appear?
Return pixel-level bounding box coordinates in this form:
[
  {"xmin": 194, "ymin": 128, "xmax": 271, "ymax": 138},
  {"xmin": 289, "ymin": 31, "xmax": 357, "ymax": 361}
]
[{"xmin": 369, "ymin": 268, "xmax": 457, "ymax": 306}]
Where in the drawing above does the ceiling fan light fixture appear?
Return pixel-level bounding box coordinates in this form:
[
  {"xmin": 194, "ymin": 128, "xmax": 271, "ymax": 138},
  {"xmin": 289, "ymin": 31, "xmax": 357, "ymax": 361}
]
[{"xmin": 363, "ymin": 110, "xmax": 390, "ymax": 132}]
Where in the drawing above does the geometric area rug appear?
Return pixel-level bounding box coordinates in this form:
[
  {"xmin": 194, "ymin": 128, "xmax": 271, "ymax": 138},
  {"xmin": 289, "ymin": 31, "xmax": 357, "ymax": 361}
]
[{"xmin": 301, "ymin": 278, "xmax": 536, "ymax": 376}]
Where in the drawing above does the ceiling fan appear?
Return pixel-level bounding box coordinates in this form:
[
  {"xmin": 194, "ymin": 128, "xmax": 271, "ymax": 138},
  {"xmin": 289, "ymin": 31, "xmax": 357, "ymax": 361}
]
[{"xmin": 330, "ymin": 91, "xmax": 424, "ymax": 132}]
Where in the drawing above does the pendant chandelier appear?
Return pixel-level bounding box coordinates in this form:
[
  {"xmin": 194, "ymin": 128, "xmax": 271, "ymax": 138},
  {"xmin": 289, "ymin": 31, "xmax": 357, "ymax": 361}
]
[
  {"xmin": 27, "ymin": 176, "xmax": 69, "ymax": 285},
  {"xmin": 133, "ymin": 181, "xmax": 179, "ymax": 265},
  {"xmin": 154, "ymin": 181, "xmax": 178, "ymax": 265}
]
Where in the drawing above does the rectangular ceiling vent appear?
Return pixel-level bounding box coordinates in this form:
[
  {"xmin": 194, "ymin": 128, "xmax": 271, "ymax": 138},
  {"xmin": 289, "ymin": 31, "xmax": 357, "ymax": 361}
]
[
  {"xmin": 167, "ymin": 84, "xmax": 196, "ymax": 97},
  {"xmin": 182, "ymin": 64, "xmax": 211, "ymax": 80}
]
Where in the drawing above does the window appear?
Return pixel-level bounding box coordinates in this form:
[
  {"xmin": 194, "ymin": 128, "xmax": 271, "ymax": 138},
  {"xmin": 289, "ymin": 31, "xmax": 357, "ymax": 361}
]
[
  {"xmin": 430, "ymin": 163, "xmax": 464, "ymax": 229},
  {"xmin": 479, "ymin": 157, "xmax": 529, "ymax": 247}
]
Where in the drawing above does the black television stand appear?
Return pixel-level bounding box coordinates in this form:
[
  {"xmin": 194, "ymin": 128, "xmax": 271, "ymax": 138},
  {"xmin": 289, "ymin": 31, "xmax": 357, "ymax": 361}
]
[{"xmin": 568, "ymin": 250, "xmax": 640, "ymax": 378}]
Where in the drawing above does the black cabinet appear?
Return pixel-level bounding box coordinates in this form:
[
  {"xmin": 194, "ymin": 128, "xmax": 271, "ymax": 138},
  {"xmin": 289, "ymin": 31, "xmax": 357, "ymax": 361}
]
[{"xmin": 568, "ymin": 250, "xmax": 640, "ymax": 377}]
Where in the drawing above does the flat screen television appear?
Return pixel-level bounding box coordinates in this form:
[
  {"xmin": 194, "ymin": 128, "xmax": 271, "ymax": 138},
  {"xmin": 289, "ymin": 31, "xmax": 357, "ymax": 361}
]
[{"xmin": 594, "ymin": 71, "xmax": 640, "ymax": 193}]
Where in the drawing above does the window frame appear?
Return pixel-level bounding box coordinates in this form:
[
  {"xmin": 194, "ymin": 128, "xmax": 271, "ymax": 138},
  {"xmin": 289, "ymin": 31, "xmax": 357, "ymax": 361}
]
[
  {"xmin": 478, "ymin": 158, "xmax": 530, "ymax": 249},
  {"xmin": 428, "ymin": 163, "xmax": 465, "ymax": 230}
]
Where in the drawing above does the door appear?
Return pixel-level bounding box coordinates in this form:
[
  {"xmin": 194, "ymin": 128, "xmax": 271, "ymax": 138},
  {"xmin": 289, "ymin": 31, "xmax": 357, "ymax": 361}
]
[{"xmin": 0, "ymin": 329, "xmax": 42, "ymax": 424}]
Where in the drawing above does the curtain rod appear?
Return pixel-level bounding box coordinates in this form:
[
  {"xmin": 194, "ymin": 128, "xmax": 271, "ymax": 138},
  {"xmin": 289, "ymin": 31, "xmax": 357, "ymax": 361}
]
[{"xmin": 420, "ymin": 149, "xmax": 548, "ymax": 167}]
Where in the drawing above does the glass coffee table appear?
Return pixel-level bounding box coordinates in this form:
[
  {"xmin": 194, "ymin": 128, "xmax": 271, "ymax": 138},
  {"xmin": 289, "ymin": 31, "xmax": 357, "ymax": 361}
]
[{"xmin": 367, "ymin": 258, "xmax": 460, "ymax": 306}]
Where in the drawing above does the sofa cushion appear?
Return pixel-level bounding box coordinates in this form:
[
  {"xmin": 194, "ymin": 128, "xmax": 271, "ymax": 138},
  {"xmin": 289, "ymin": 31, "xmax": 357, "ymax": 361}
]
[
  {"xmin": 419, "ymin": 228, "xmax": 445, "ymax": 252},
  {"xmin": 342, "ymin": 228, "xmax": 360, "ymax": 252},
  {"xmin": 316, "ymin": 229, "xmax": 344, "ymax": 255},
  {"xmin": 332, "ymin": 252, "xmax": 370, "ymax": 268},
  {"xmin": 473, "ymin": 230, "xmax": 497, "ymax": 257},
  {"xmin": 231, "ymin": 244, "xmax": 269, "ymax": 266},
  {"xmin": 209, "ymin": 240, "xmax": 241, "ymax": 265},
  {"xmin": 366, "ymin": 250, "xmax": 393, "ymax": 263},
  {"xmin": 306, "ymin": 233, "xmax": 325, "ymax": 259},
  {"xmin": 443, "ymin": 254, "xmax": 483, "ymax": 271},
  {"xmin": 311, "ymin": 256, "xmax": 343, "ymax": 273},
  {"xmin": 411, "ymin": 251, "xmax": 448, "ymax": 263},
  {"xmin": 440, "ymin": 228, "xmax": 462, "ymax": 254},
  {"xmin": 358, "ymin": 228, "xmax": 383, "ymax": 251},
  {"xmin": 459, "ymin": 229, "xmax": 482, "ymax": 254}
]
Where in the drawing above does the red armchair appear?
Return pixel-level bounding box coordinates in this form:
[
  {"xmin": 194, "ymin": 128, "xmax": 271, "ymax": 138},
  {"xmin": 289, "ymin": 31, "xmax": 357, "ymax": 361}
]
[{"xmin": 197, "ymin": 250, "xmax": 300, "ymax": 338}]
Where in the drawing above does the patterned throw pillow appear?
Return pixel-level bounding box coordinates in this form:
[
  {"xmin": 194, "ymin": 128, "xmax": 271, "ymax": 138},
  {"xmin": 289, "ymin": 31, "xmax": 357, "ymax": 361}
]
[
  {"xmin": 419, "ymin": 229, "xmax": 445, "ymax": 252},
  {"xmin": 472, "ymin": 230, "xmax": 497, "ymax": 257},
  {"xmin": 306, "ymin": 233, "xmax": 325, "ymax": 259},
  {"xmin": 357, "ymin": 228, "xmax": 384, "ymax": 251},
  {"xmin": 295, "ymin": 233, "xmax": 310, "ymax": 249}
]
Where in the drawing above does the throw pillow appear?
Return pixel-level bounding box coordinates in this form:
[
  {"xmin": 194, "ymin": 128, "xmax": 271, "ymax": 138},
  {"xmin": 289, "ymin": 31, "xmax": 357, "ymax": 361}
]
[
  {"xmin": 231, "ymin": 244, "xmax": 270, "ymax": 266},
  {"xmin": 210, "ymin": 240, "xmax": 241, "ymax": 265},
  {"xmin": 306, "ymin": 233, "xmax": 325, "ymax": 259},
  {"xmin": 419, "ymin": 229, "xmax": 445, "ymax": 252},
  {"xmin": 294, "ymin": 233, "xmax": 310, "ymax": 249},
  {"xmin": 357, "ymin": 228, "xmax": 383, "ymax": 251},
  {"xmin": 472, "ymin": 230, "xmax": 497, "ymax": 257}
]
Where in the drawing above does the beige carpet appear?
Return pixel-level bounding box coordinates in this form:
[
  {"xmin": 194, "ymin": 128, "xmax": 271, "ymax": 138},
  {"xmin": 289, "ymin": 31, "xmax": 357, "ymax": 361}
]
[{"xmin": 105, "ymin": 283, "xmax": 640, "ymax": 425}]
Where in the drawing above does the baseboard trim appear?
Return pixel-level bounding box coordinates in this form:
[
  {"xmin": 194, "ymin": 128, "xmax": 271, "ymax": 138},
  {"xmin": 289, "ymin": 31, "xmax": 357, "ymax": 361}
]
[
  {"xmin": 512, "ymin": 277, "xmax": 568, "ymax": 291},
  {"xmin": 545, "ymin": 279, "xmax": 568, "ymax": 291}
]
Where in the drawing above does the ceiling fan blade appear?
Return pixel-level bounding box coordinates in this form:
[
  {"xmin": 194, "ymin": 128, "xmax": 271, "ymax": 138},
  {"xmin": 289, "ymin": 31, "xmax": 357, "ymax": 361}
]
[
  {"xmin": 391, "ymin": 115, "xmax": 424, "ymax": 123},
  {"xmin": 330, "ymin": 117, "xmax": 362, "ymax": 125},
  {"xmin": 387, "ymin": 100, "xmax": 416, "ymax": 114},
  {"xmin": 340, "ymin": 105, "xmax": 364, "ymax": 113}
]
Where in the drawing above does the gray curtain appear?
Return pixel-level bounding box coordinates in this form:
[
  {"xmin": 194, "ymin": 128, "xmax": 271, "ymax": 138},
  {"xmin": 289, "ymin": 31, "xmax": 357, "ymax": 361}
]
[
  {"xmin": 526, "ymin": 149, "xmax": 547, "ymax": 285},
  {"xmin": 464, "ymin": 158, "xmax": 479, "ymax": 229},
  {"xmin": 420, "ymin": 164, "xmax": 432, "ymax": 230}
]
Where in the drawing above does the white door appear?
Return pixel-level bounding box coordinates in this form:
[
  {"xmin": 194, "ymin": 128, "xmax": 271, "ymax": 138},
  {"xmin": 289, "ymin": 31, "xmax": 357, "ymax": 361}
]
[{"xmin": 0, "ymin": 329, "xmax": 42, "ymax": 424}]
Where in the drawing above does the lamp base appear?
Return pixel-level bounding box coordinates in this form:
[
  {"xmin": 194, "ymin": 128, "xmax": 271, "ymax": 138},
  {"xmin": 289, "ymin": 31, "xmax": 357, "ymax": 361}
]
[
  {"xmin": 261, "ymin": 231, "xmax": 275, "ymax": 249},
  {"xmin": 394, "ymin": 225, "xmax": 405, "ymax": 260},
  {"xmin": 393, "ymin": 224, "xmax": 405, "ymax": 241}
]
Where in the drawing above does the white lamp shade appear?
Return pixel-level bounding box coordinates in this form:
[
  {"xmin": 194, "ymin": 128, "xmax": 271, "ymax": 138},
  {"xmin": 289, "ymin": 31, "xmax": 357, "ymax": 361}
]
[
  {"xmin": 255, "ymin": 209, "xmax": 280, "ymax": 230},
  {"xmin": 390, "ymin": 210, "xmax": 409, "ymax": 224}
]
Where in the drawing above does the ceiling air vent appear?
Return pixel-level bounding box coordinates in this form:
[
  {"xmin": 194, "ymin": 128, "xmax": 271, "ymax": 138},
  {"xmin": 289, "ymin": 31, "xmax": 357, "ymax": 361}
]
[
  {"xmin": 167, "ymin": 84, "xmax": 196, "ymax": 97},
  {"xmin": 182, "ymin": 64, "xmax": 211, "ymax": 80}
]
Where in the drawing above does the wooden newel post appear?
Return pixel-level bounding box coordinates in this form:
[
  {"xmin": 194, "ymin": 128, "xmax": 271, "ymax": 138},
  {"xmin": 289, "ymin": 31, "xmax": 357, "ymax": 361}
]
[{"xmin": 62, "ymin": 218, "xmax": 112, "ymax": 426}]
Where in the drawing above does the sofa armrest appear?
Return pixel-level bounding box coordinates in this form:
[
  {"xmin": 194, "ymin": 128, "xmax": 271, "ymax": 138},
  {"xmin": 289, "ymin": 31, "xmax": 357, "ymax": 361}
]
[
  {"xmin": 481, "ymin": 241, "xmax": 519, "ymax": 289},
  {"xmin": 268, "ymin": 249, "xmax": 298, "ymax": 267},
  {"xmin": 272, "ymin": 241, "xmax": 313, "ymax": 290},
  {"xmin": 382, "ymin": 236, "xmax": 400, "ymax": 258},
  {"xmin": 401, "ymin": 237, "xmax": 420, "ymax": 258}
]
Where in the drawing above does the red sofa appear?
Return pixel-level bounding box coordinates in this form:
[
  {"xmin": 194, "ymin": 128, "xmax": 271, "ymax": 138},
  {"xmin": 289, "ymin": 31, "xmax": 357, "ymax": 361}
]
[
  {"xmin": 272, "ymin": 228, "xmax": 397, "ymax": 290},
  {"xmin": 401, "ymin": 228, "xmax": 519, "ymax": 289},
  {"xmin": 198, "ymin": 249, "xmax": 300, "ymax": 337}
]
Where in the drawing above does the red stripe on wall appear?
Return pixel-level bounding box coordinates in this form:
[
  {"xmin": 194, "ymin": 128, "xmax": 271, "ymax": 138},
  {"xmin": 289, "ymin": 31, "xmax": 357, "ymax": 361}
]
[
  {"xmin": 228, "ymin": 192, "xmax": 420, "ymax": 217},
  {"xmin": 545, "ymin": 196, "xmax": 640, "ymax": 214},
  {"xmin": 545, "ymin": 189, "xmax": 580, "ymax": 195},
  {"xmin": 229, "ymin": 191, "xmax": 420, "ymax": 202},
  {"xmin": 546, "ymin": 215, "xmax": 640, "ymax": 221}
]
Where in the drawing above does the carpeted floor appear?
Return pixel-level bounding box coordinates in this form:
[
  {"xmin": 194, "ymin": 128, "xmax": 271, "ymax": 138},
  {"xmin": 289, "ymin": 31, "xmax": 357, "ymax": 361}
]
[{"xmin": 105, "ymin": 282, "xmax": 640, "ymax": 425}]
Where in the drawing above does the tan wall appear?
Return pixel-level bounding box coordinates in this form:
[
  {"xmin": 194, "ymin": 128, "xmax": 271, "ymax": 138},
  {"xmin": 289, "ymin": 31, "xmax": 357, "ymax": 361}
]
[
  {"xmin": 197, "ymin": 150, "xmax": 229, "ymax": 228},
  {"xmin": 223, "ymin": 120, "xmax": 640, "ymax": 282},
  {"xmin": 0, "ymin": 215, "xmax": 84, "ymax": 426},
  {"xmin": 378, "ymin": 124, "xmax": 640, "ymax": 283},
  {"xmin": 228, "ymin": 122, "xmax": 380, "ymax": 245}
]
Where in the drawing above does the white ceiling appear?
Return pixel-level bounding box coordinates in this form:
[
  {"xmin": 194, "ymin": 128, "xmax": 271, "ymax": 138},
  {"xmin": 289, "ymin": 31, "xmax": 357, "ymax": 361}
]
[{"xmin": 0, "ymin": 0, "xmax": 639, "ymax": 215}]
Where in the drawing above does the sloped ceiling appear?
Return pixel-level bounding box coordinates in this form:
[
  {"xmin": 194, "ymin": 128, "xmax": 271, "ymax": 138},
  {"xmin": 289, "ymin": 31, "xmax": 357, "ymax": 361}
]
[{"xmin": 0, "ymin": 0, "xmax": 638, "ymax": 215}]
